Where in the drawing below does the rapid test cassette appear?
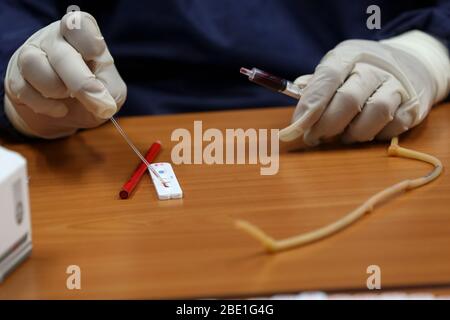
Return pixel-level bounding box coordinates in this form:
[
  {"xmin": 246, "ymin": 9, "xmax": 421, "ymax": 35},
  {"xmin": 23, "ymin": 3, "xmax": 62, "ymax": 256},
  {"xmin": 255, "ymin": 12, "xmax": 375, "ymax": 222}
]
[{"xmin": 149, "ymin": 162, "xmax": 183, "ymax": 200}]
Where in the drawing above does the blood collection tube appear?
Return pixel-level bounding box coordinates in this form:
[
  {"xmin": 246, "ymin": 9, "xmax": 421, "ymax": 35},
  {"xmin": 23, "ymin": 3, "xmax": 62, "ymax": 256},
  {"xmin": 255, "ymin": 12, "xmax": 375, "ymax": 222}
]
[
  {"xmin": 119, "ymin": 141, "xmax": 162, "ymax": 199},
  {"xmin": 240, "ymin": 67, "xmax": 303, "ymax": 99}
]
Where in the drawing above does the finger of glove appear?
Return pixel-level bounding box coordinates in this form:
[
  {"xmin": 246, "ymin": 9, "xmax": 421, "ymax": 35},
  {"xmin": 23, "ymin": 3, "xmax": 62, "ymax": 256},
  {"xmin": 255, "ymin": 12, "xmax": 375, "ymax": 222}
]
[
  {"xmin": 8, "ymin": 73, "xmax": 68, "ymax": 118},
  {"xmin": 303, "ymin": 63, "xmax": 386, "ymax": 146},
  {"xmin": 91, "ymin": 47, "xmax": 127, "ymax": 110},
  {"xmin": 279, "ymin": 50, "xmax": 355, "ymax": 142},
  {"xmin": 375, "ymin": 100, "xmax": 419, "ymax": 140},
  {"xmin": 60, "ymin": 13, "xmax": 122, "ymax": 116},
  {"xmin": 60, "ymin": 11, "xmax": 121, "ymax": 102},
  {"xmin": 60, "ymin": 11, "xmax": 107, "ymax": 61},
  {"xmin": 18, "ymin": 44, "xmax": 68, "ymax": 99},
  {"xmin": 293, "ymin": 74, "xmax": 313, "ymax": 88},
  {"xmin": 342, "ymin": 78, "xmax": 403, "ymax": 143},
  {"xmin": 15, "ymin": 98, "xmax": 109, "ymax": 139},
  {"xmin": 41, "ymin": 33, "xmax": 117, "ymax": 119}
]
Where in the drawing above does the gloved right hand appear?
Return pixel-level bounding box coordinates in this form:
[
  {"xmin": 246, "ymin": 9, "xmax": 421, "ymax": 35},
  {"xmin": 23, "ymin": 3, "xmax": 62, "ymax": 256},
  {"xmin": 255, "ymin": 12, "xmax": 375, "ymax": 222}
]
[
  {"xmin": 280, "ymin": 31, "xmax": 450, "ymax": 146},
  {"xmin": 4, "ymin": 11, "xmax": 127, "ymax": 139}
]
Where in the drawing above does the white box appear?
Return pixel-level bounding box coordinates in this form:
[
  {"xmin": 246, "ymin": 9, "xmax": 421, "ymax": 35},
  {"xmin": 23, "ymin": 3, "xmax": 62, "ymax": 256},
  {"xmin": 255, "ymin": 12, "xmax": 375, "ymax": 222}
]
[{"xmin": 0, "ymin": 146, "xmax": 32, "ymax": 283}]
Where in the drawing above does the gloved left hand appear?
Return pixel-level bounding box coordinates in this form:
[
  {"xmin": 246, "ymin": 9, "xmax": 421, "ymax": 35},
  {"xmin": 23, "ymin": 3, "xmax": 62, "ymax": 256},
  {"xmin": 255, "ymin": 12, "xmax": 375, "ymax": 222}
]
[
  {"xmin": 3, "ymin": 11, "xmax": 127, "ymax": 139},
  {"xmin": 279, "ymin": 30, "xmax": 450, "ymax": 146}
]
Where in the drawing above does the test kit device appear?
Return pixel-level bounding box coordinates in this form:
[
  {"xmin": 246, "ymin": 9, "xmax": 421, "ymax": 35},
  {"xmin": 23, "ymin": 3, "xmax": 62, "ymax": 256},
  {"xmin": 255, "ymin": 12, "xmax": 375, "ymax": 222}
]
[
  {"xmin": 0, "ymin": 146, "xmax": 32, "ymax": 283},
  {"xmin": 149, "ymin": 162, "xmax": 183, "ymax": 200}
]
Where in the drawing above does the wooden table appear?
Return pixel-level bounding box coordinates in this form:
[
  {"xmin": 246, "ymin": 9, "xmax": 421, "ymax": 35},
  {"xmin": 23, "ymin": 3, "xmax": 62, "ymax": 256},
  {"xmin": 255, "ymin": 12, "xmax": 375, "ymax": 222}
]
[{"xmin": 1, "ymin": 104, "xmax": 450, "ymax": 299}]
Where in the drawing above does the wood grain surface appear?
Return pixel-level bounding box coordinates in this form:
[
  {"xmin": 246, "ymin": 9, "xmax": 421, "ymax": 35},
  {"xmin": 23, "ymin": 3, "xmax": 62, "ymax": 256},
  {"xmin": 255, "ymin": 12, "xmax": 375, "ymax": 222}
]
[{"xmin": 1, "ymin": 104, "xmax": 450, "ymax": 299}]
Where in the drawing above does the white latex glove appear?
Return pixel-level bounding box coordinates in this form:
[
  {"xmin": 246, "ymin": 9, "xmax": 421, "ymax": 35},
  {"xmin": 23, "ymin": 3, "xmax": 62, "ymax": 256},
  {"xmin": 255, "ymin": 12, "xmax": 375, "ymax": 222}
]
[
  {"xmin": 4, "ymin": 11, "xmax": 127, "ymax": 139},
  {"xmin": 280, "ymin": 30, "xmax": 450, "ymax": 146}
]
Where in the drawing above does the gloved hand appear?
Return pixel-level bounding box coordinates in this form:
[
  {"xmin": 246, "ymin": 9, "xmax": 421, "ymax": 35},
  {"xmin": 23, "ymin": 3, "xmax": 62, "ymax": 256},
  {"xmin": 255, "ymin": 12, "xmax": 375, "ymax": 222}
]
[
  {"xmin": 279, "ymin": 30, "xmax": 450, "ymax": 146},
  {"xmin": 4, "ymin": 11, "xmax": 127, "ymax": 139}
]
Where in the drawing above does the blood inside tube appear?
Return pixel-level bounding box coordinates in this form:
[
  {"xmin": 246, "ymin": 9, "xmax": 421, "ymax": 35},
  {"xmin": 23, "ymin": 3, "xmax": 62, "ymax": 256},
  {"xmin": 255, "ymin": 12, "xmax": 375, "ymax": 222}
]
[{"xmin": 241, "ymin": 67, "xmax": 286, "ymax": 92}]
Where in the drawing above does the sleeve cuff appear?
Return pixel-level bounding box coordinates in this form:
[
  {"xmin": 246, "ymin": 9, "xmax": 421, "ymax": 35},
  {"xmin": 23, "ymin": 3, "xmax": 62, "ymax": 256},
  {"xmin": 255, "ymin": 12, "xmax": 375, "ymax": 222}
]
[{"xmin": 381, "ymin": 30, "xmax": 450, "ymax": 103}]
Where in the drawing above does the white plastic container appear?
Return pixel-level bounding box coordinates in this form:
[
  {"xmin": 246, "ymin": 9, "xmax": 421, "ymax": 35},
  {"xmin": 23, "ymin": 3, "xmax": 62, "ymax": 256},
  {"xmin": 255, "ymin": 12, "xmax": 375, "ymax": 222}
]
[{"xmin": 0, "ymin": 146, "xmax": 32, "ymax": 283}]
